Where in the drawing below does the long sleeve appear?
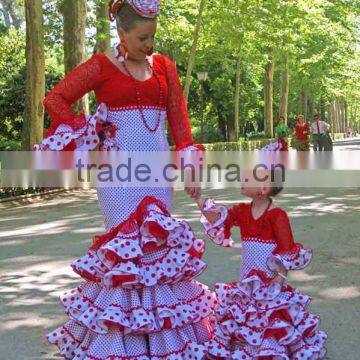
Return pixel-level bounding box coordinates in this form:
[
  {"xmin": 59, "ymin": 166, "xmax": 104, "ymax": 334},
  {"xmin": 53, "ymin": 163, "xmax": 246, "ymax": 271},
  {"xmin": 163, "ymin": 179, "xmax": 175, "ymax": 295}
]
[
  {"xmin": 200, "ymin": 198, "xmax": 246, "ymax": 247},
  {"xmin": 163, "ymin": 56, "xmax": 204, "ymax": 151},
  {"xmin": 267, "ymin": 209, "xmax": 313, "ymax": 271},
  {"xmin": 44, "ymin": 54, "xmax": 103, "ymax": 136}
]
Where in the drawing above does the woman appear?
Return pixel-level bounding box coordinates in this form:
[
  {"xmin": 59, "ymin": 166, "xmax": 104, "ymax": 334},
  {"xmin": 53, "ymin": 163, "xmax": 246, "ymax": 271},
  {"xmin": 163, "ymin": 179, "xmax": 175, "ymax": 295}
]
[
  {"xmin": 38, "ymin": 1, "xmax": 214, "ymax": 359},
  {"xmin": 275, "ymin": 116, "xmax": 289, "ymax": 151},
  {"xmin": 294, "ymin": 114, "xmax": 310, "ymax": 151}
]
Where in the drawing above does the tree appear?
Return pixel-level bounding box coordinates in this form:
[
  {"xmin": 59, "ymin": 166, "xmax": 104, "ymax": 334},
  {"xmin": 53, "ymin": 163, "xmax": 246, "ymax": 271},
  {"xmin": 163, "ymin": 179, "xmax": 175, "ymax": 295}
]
[
  {"xmin": 183, "ymin": 0, "xmax": 207, "ymax": 102},
  {"xmin": 234, "ymin": 53, "xmax": 241, "ymax": 140},
  {"xmin": 94, "ymin": 0, "xmax": 111, "ymax": 54},
  {"xmin": 279, "ymin": 51, "xmax": 289, "ymax": 123},
  {"xmin": 264, "ymin": 50, "xmax": 274, "ymax": 138},
  {"xmin": 22, "ymin": 0, "xmax": 45, "ymax": 150},
  {"xmin": 62, "ymin": 0, "xmax": 88, "ymax": 113}
]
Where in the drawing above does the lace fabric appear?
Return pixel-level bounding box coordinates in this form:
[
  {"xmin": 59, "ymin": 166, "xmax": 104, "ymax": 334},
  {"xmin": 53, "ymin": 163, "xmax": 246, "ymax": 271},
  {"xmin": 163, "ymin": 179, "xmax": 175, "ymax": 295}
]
[
  {"xmin": 270, "ymin": 209, "xmax": 296, "ymax": 253},
  {"xmin": 42, "ymin": 52, "xmax": 203, "ymax": 152},
  {"xmin": 43, "ymin": 54, "xmax": 103, "ymax": 136},
  {"xmin": 163, "ymin": 56, "xmax": 201, "ymax": 151}
]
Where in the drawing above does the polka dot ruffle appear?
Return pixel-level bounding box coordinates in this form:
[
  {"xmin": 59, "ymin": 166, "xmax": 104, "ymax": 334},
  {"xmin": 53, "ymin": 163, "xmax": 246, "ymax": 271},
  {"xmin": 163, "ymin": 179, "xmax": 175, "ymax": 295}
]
[
  {"xmin": 58, "ymin": 280, "xmax": 216, "ymax": 335},
  {"xmin": 71, "ymin": 198, "xmax": 207, "ymax": 289},
  {"xmin": 267, "ymin": 245, "xmax": 313, "ymax": 272},
  {"xmin": 206, "ymin": 272, "xmax": 327, "ymax": 359},
  {"xmin": 33, "ymin": 103, "xmax": 119, "ymax": 151},
  {"xmin": 46, "ymin": 319, "xmax": 212, "ymax": 359}
]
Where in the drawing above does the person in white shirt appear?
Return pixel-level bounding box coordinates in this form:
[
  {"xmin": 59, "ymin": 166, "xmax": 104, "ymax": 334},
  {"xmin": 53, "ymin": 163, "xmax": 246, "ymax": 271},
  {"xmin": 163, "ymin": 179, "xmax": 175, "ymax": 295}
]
[{"xmin": 311, "ymin": 114, "xmax": 330, "ymax": 151}]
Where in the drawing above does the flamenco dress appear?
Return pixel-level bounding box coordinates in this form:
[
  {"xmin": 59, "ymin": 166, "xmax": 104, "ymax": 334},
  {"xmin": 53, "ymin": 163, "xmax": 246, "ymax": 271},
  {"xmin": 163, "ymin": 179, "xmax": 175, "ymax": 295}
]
[
  {"xmin": 200, "ymin": 198, "xmax": 327, "ymax": 359},
  {"xmin": 35, "ymin": 53, "xmax": 215, "ymax": 360}
]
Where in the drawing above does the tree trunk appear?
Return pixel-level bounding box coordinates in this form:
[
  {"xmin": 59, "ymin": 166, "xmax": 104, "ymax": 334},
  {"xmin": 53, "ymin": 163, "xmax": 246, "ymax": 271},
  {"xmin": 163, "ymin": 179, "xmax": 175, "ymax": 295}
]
[
  {"xmin": 307, "ymin": 96, "xmax": 314, "ymax": 121},
  {"xmin": 22, "ymin": 0, "xmax": 45, "ymax": 150},
  {"xmin": 216, "ymin": 108, "xmax": 227, "ymax": 141},
  {"xmin": 339, "ymin": 98, "xmax": 346, "ymax": 133},
  {"xmin": 344, "ymin": 98, "xmax": 349, "ymax": 129},
  {"xmin": 234, "ymin": 53, "xmax": 241, "ymax": 141},
  {"xmin": 264, "ymin": 52, "xmax": 274, "ymax": 138},
  {"xmin": 299, "ymin": 86, "xmax": 307, "ymax": 119},
  {"xmin": 334, "ymin": 100, "xmax": 340, "ymax": 133},
  {"xmin": 227, "ymin": 112, "xmax": 236, "ymax": 142},
  {"xmin": 279, "ymin": 52, "xmax": 289, "ymax": 124},
  {"xmin": 328, "ymin": 104, "xmax": 334, "ymax": 137},
  {"xmin": 319, "ymin": 97, "xmax": 326, "ymax": 120},
  {"xmin": 63, "ymin": 0, "xmax": 88, "ymax": 114},
  {"xmin": 94, "ymin": 0, "xmax": 111, "ymax": 54},
  {"xmin": 183, "ymin": 0, "xmax": 207, "ymax": 102}
]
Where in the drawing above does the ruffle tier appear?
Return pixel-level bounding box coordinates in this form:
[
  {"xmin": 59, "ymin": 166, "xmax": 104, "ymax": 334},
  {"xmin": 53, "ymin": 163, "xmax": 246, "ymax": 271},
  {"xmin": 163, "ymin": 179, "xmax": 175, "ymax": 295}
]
[
  {"xmin": 47, "ymin": 196, "xmax": 214, "ymax": 359},
  {"xmin": 54, "ymin": 280, "xmax": 215, "ymax": 336},
  {"xmin": 47, "ymin": 318, "xmax": 212, "ymax": 360},
  {"xmin": 71, "ymin": 197, "xmax": 207, "ymax": 289},
  {"xmin": 206, "ymin": 272, "xmax": 327, "ymax": 359}
]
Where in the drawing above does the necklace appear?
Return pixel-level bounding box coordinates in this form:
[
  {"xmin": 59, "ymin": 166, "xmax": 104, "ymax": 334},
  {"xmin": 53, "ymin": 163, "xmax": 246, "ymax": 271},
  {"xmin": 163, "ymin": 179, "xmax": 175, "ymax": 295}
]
[{"xmin": 121, "ymin": 57, "xmax": 164, "ymax": 133}]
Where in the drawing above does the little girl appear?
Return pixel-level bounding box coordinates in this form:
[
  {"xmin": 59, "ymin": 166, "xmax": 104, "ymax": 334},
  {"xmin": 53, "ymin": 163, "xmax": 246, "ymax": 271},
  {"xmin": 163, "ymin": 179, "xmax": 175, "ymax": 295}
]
[{"xmin": 196, "ymin": 172, "xmax": 327, "ymax": 359}]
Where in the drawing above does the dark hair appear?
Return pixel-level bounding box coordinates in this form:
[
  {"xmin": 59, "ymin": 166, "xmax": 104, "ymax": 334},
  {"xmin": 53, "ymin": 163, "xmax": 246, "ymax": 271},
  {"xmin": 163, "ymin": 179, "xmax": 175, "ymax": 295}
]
[
  {"xmin": 269, "ymin": 185, "xmax": 283, "ymax": 197},
  {"xmin": 269, "ymin": 166, "xmax": 285, "ymax": 197},
  {"xmin": 116, "ymin": 4, "xmax": 156, "ymax": 31}
]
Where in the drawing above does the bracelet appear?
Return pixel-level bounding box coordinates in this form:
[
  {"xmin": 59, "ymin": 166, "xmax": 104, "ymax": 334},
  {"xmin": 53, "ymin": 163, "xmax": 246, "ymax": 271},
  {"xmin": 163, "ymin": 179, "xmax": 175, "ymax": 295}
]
[{"xmin": 277, "ymin": 272, "xmax": 287, "ymax": 280}]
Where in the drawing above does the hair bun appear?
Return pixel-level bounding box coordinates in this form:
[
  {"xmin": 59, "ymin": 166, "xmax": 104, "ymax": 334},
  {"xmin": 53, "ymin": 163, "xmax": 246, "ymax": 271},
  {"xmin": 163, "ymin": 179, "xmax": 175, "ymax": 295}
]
[
  {"xmin": 108, "ymin": 0, "xmax": 126, "ymax": 21},
  {"xmin": 108, "ymin": 0, "xmax": 160, "ymax": 21}
]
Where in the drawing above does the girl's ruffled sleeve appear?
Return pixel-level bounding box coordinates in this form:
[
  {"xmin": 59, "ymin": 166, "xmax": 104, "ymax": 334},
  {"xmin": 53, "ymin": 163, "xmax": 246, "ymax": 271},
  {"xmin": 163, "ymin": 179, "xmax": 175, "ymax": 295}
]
[
  {"xmin": 267, "ymin": 209, "xmax": 313, "ymax": 272},
  {"xmin": 200, "ymin": 197, "xmax": 244, "ymax": 247}
]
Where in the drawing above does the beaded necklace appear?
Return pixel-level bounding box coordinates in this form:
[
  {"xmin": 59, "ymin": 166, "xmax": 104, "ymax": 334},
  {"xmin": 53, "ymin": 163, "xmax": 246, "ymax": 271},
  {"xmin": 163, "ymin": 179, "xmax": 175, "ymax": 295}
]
[{"xmin": 121, "ymin": 57, "xmax": 164, "ymax": 133}]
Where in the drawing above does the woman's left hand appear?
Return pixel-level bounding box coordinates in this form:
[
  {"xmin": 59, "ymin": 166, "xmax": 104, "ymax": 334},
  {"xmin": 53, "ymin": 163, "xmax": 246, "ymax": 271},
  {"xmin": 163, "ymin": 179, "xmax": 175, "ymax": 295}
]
[
  {"xmin": 183, "ymin": 167, "xmax": 201, "ymax": 200},
  {"xmin": 185, "ymin": 185, "xmax": 201, "ymax": 200}
]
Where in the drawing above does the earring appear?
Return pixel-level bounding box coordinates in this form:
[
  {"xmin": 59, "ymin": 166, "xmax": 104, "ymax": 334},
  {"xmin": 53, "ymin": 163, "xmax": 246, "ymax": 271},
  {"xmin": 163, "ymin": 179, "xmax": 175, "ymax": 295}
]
[{"xmin": 116, "ymin": 39, "xmax": 128, "ymax": 62}]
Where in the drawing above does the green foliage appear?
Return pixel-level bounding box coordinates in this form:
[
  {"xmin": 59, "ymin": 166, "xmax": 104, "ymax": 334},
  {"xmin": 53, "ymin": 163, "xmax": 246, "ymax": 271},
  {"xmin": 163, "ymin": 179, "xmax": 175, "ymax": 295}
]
[
  {"xmin": 0, "ymin": 139, "xmax": 21, "ymax": 150},
  {"xmin": 2, "ymin": 1, "xmax": 358, "ymax": 145},
  {"xmin": 0, "ymin": 27, "xmax": 64, "ymax": 141}
]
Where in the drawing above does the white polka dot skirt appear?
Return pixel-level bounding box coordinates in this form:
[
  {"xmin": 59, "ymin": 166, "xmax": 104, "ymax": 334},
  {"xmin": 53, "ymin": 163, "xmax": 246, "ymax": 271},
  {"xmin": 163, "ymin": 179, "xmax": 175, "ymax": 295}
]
[
  {"xmin": 46, "ymin": 196, "xmax": 216, "ymax": 359},
  {"xmin": 206, "ymin": 273, "xmax": 327, "ymax": 359}
]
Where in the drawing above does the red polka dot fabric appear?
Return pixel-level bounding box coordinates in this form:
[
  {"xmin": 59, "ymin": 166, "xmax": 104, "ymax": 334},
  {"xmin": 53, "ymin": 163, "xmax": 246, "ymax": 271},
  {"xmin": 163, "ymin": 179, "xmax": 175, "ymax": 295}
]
[
  {"xmin": 47, "ymin": 195, "xmax": 215, "ymax": 359},
  {"xmin": 200, "ymin": 198, "xmax": 327, "ymax": 359}
]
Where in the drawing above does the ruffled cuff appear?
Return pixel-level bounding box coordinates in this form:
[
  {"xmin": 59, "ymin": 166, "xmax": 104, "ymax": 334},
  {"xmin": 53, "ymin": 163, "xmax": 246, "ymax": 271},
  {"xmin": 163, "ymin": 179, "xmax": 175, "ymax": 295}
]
[
  {"xmin": 174, "ymin": 144, "xmax": 205, "ymax": 173},
  {"xmin": 267, "ymin": 243, "xmax": 313, "ymax": 272},
  {"xmin": 200, "ymin": 197, "xmax": 234, "ymax": 247},
  {"xmin": 33, "ymin": 103, "xmax": 119, "ymax": 151}
]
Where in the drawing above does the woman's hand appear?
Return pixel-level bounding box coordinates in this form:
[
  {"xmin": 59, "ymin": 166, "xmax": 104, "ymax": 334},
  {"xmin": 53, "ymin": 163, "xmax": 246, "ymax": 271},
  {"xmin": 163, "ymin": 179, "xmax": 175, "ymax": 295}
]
[
  {"xmin": 185, "ymin": 184, "xmax": 201, "ymax": 200},
  {"xmin": 184, "ymin": 168, "xmax": 201, "ymax": 200}
]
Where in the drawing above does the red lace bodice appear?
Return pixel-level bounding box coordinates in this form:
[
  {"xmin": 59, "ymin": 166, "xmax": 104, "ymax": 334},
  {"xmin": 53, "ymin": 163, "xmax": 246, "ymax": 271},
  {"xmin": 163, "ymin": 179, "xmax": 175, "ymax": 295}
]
[
  {"xmin": 43, "ymin": 53, "xmax": 196, "ymax": 150},
  {"xmin": 224, "ymin": 203, "xmax": 296, "ymax": 253}
]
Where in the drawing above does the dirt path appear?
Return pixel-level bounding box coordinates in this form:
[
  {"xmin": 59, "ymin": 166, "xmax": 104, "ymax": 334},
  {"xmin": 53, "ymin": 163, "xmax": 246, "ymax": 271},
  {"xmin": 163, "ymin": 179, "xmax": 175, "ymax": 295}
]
[{"xmin": 0, "ymin": 188, "xmax": 359, "ymax": 359}]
